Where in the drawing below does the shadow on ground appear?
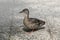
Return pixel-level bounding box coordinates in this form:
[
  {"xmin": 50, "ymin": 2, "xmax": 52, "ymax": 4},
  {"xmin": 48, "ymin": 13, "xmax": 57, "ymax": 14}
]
[{"xmin": 23, "ymin": 27, "xmax": 45, "ymax": 32}]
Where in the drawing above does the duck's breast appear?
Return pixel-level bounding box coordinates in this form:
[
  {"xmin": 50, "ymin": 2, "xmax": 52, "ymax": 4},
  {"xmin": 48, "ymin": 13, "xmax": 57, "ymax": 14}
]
[{"xmin": 23, "ymin": 18, "xmax": 39, "ymax": 29}]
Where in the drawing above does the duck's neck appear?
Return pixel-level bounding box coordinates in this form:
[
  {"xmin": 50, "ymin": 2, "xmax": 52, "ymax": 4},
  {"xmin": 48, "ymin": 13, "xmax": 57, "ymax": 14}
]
[{"xmin": 24, "ymin": 14, "xmax": 29, "ymax": 19}]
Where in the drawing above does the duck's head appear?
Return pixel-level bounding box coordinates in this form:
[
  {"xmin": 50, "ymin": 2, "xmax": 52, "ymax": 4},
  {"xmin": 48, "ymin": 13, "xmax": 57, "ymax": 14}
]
[{"xmin": 19, "ymin": 8, "xmax": 29, "ymax": 15}]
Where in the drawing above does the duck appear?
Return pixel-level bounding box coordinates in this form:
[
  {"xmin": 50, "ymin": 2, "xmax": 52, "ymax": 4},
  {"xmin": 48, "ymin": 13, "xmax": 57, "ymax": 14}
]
[{"xmin": 19, "ymin": 8, "xmax": 45, "ymax": 32}]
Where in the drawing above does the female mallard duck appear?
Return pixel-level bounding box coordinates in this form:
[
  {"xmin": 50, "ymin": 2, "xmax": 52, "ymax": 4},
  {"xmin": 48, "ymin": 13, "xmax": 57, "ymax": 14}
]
[{"xmin": 19, "ymin": 8, "xmax": 45, "ymax": 32}]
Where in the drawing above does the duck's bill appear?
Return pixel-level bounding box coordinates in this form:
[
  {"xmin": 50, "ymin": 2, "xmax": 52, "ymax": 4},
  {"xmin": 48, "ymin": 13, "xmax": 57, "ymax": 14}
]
[{"xmin": 19, "ymin": 11, "xmax": 23, "ymax": 13}]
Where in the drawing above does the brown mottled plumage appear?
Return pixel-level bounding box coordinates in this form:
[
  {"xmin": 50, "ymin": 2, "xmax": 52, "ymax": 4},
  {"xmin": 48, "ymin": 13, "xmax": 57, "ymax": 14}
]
[{"xmin": 19, "ymin": 8, "xmax": 45, "ymax": 31}]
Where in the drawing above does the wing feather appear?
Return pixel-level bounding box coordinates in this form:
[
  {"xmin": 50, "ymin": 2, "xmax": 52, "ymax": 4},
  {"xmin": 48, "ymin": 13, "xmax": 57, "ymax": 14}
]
[{"xmin": 29, "ymin": 18, "xmax": 44, "ymax": 24}]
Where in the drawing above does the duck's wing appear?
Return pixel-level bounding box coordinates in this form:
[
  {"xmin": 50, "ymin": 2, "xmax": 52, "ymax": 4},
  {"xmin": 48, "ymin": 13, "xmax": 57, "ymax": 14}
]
[{"xmin": 29, "ymin": 18, "xmax": 45, "ymax": 25}]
